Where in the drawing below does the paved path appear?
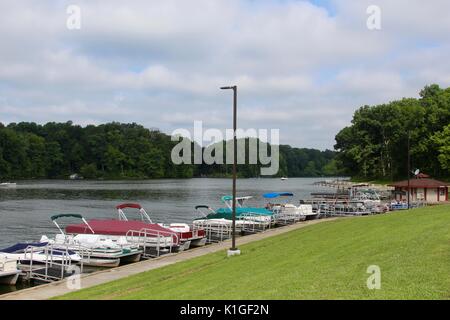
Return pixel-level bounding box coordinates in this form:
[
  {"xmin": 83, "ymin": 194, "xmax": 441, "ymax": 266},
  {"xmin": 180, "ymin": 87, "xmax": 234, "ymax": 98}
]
[{"xmin": 0, "ymin": 218, "xmax": 335, "ymax": 300}]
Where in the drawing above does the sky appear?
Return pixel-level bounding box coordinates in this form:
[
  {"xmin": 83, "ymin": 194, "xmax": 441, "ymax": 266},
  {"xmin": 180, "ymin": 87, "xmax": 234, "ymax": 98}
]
[{"xmin": 1, "ymin": 0, "xmax": 450, "ymax": 150}]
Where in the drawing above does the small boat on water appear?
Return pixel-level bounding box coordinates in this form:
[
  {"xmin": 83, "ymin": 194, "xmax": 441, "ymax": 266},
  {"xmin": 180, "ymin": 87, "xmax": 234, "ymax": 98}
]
[
  {"xmin": 0, "ymin": 182, "xmax": 17, "ymax": 189},
  {"xmin": 281, "ymin": 177, "xmax": 288, "ymax": 181},
  {"xmin": 0, "ymin": 253, "xmax": 20, "ymax": 285},
  {"xmin": 116, "ymin": 203, "xmax": 207, "ymax": 249}
]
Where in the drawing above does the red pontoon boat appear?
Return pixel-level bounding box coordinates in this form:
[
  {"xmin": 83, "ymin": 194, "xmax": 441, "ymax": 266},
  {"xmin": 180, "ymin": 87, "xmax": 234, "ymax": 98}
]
[
  {"xmin": 65, "ymin": 215, "xmax": 181, "ymax": 258},
  {"xmin": 116, "ymin": 203, "xmax": 207, "ymax": 249}
]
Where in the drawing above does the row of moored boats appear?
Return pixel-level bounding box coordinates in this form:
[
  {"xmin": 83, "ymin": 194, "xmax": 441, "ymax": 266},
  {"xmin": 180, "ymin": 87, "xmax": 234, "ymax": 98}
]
[{"xmin": 0, "ymin": 192, "xmax": 319, "ymax": 286}]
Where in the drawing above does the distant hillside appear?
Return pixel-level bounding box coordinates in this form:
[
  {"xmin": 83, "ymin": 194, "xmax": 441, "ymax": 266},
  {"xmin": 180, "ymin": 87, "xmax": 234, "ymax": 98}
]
[{"xmin": 0, "ymin": 121, "xmax": 340, "ymax": 179}]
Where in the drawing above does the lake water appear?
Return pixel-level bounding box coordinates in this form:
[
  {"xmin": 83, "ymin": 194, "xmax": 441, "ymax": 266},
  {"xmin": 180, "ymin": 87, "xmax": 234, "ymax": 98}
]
[{"xmin": 0, "ymin": 178, "xmax": 330, "ymax": 295}]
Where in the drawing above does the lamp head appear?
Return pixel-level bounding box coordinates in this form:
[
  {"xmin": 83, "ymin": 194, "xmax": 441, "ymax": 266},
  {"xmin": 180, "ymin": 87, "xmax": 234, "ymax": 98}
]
[{"xmin": 220, "ymin": 85, "xmax": 237, "ymax": 90}]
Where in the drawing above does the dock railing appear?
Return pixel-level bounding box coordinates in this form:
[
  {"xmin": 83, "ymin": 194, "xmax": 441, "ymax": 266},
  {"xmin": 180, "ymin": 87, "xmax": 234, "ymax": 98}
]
[
  {"xmin": 126, "ymin": 228, "xmax": 179, "ymax": 259},
  {"xmin": 239, "ymin": 213, "xmax": 273, "ymax": 233},
  {"xmin": 192, "ymin": 221, "xmax": 232, "ymax": 243},
  {"xmin": 23, "ymin": 243, "xmax": 79, "ymax": 283},
  {"xmin": 273, "ymin": 212, "xmax": 303, "ymax": 225}
]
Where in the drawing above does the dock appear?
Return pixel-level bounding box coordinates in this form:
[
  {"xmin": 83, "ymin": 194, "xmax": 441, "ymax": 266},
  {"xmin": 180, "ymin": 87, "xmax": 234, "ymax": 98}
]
[{"xmin": 314, "ymin": 179, "xmax": 393, "ymax": 198}]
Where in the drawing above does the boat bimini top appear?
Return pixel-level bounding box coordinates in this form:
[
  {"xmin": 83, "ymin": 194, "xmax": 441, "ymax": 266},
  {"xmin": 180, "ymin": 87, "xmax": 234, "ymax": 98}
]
[
  {"xmin": 221, "ymin": 195, "xmax": 253, "ymax": 207},
  {"xmin": 116, "ymin": 203, "xmax": 152, "ymax": 223},
  {"xmin": 51, "ymin": 214, "xmax": 95, "ymax": 235},
  {"xmin": 195, "ymin": 196, "xmax": 273, "ymax": 220},
  {"xmin": 262, "ymin": 192, "xmax": 294, "ymax": 199}
]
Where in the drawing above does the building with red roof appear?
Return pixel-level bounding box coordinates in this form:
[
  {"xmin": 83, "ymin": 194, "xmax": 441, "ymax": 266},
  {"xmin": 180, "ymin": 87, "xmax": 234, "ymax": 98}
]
[{"xmin": 388, "ymin": 176, "xmax": 449, "ymax": 203}]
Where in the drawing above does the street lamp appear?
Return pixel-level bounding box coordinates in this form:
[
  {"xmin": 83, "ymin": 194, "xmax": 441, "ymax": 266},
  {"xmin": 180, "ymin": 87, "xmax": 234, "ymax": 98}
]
[
  {"xmin": 407, "ymin": 130, "xmax": 411, "ymax": 209},
  {"xmin": 220, "ymin": 85, "xmax": 240, "ymax": 256}
]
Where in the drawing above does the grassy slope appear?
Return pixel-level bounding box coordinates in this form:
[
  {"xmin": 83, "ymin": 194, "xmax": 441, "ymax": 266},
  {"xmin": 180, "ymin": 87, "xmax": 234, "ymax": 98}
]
[{"xmin": 58, "ymin": 205, "xmax": 450, "ymax": 300}]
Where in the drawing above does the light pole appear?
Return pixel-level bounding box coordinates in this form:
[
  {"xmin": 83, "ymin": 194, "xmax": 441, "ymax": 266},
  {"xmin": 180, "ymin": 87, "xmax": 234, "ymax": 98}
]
[
  {"xmin": 220, "ymin": 85, "xmax": 240, "ymax": 256},
  {"xmin": 407, "ymin": 131, "xmax": 411, "ymax": 209}
]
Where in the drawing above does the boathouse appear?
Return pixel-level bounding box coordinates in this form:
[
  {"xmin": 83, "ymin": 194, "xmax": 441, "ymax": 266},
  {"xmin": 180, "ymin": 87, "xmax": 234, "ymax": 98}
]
[{"xmin": 389, "ymin": 176, "xmax": 449, "ymax": 203}]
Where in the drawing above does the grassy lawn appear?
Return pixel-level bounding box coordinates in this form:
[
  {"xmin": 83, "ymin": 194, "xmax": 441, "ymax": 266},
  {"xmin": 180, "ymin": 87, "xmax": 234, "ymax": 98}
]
[{"xmin": 58, "ymin": 205, "xmax": 450, "ymax": 300}]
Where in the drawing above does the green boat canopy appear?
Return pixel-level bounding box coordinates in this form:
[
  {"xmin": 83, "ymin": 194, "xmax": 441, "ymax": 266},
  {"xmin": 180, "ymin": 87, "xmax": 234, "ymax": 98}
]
[
  {"xmin": 221, "ymin": 195, "xmax": 253, "ymax": 203},
  {"xmin": 51, "ymin": 213, "xmax": 84, "ymax": 221}
]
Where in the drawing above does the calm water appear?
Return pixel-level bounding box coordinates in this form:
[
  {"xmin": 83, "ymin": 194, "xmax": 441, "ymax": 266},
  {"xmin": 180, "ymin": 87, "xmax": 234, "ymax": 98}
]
[
  {"xmin": 0, "ymin": 178, "xmax": 329, "ymax": 295},
  {"xmin": 0, "ymin": 178, "xmax": 329, "ymax": 248}
]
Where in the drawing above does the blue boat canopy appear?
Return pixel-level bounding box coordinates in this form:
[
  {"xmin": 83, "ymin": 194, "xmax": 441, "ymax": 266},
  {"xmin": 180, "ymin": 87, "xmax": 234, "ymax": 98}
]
[{"xmin": 263, "ymin": 192, "xmax": 294, "ymax": 199}]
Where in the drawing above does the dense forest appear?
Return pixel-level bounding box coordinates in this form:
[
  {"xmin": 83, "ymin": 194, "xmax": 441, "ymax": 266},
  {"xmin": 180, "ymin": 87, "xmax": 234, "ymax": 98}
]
[
  {"xmin": 335, "ymin": 84, "xmax": 450, "ymax": 180},
  {"xmin": 0, "ymin": 121, "xmax": 339, "ymax": 180}
]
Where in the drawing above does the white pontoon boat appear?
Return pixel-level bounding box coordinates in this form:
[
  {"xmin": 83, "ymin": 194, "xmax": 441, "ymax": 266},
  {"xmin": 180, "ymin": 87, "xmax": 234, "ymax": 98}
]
[
  {"xmin": 41, "ymin": 214, "xmax": 143, "ymax": 267},
  {"xmin": 263, "ymin": 192, "xmax": 309, "ymax": 224},
  {"xmin": 0, "ymin": 253, "xmax": 20, "ymax": 285},
  {"xmin": 0, "ymin": 182, "xmax": 17, "ymax": 189}
]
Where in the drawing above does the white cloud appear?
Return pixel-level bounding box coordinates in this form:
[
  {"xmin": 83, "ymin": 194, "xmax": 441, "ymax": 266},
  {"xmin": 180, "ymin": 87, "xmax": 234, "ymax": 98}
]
[{"xmin": 0, "ymin": 0, "xmax": 450, "ymax": 149}]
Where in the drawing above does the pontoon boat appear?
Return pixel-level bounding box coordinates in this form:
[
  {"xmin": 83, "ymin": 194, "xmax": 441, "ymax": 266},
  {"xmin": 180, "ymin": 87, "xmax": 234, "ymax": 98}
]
[
  {"xmin": 41, "ymin": 214, "xmax": 148, "ymax": 266},
  {"xmin": 263, "ymin": 192, "xmax": 310, "ymax": 224},
  {"xmin": 193, "ymin": 196, "xmax": 274, "ymax": 237},
  {"xmin": 116, "ymin": 203, "xmax": 207, "ymax": 249},
  {"xmin": 0, "ymin": 182, "xmax": 17, "ymax": 189},
  {"xmin": 0, "ymin": 253, "xmax": 20, "ymax": 285},
  {"xmin": 0, "ymin": 242, "xmax": 81, "ymax": 265},
  {"xmin": 60, "ymin": 213, "xmax": 180, "ymax": 258}
]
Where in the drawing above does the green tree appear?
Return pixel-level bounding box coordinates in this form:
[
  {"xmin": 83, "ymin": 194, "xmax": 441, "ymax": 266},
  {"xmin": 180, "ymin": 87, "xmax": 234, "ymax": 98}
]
[
  {"xmin": 80, "ymin": 163, "xmax": 99, "ymax": 179},
  {"xmin": 432, "ymin": 124, "xmax": 450, "ymax": 172}
]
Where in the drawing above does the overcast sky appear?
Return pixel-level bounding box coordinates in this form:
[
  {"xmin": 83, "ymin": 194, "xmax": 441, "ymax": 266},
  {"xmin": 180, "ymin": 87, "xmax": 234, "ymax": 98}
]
[{"xmin": 1, "ymin": 0, "xmax": 449, "ymax": 150}]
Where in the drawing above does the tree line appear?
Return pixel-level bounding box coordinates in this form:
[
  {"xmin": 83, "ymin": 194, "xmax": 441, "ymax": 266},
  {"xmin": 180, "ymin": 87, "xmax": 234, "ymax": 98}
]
[
  {"xmin": 335, "ymin": 84, "xmax": 450, "ymax": 180},
  {"xmin": 0, "ymin": 121, "xmax": 339, "ymax": 180}
]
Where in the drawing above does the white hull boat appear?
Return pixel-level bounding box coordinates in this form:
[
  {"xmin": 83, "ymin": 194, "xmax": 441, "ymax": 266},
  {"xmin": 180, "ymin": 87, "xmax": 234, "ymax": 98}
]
[
  {"xmin": 193, "ymin": 216, "xmax": 271, "ymax": 236},
  {"xmin": 193, "ymin": 197, "xmax": 274, "ymax": 241},
  {"xmin": 0, "ymin": 182, "xmax": 16, "ymax": 189},
  {"xmin": 298, "ymin": 204, "xmax": 317, "ymax": 220},
  {"xmin": 0, "ymin": 242, "xmax": 81, "ymax": 265},
  {"xmin": 43, "ymin": 214, "xmax": 144, "ymax": 267},
  {"xmin": 116, "ymin": 203, "xmax": 207, "ymax": 250},
  {"xmin": 264, "ymin": 192, "xmax": 313, "ymax": 223},
  {"xmin": 40, "ymin": 234, "xmax": 141, "ymax": 267},
  {"xmin": 0, "ymin": 254, "xmax": 20, "ymax": 285}
]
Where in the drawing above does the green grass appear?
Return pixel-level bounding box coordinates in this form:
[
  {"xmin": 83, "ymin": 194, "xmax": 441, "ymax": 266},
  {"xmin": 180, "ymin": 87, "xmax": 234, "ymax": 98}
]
[{"xmin": 58, "ymin": 205, "xmax": 450, "ymax": 300}]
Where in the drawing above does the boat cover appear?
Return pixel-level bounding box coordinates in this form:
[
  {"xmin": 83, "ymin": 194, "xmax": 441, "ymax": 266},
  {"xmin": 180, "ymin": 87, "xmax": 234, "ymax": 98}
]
[
  {"xmin": 0, "ymin": 242, "xmax": 48, "ymax": 253},
  {"xmin": 204, "ymin": 207, "xmax": 273, "ymax": 220},
  {"xmin": 263, "ymin": 192, "xmax": 294, "ymax": 199},
  {"xmin": 65, "ymin": 220, "xmax": 179, "ymax": 243}
]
